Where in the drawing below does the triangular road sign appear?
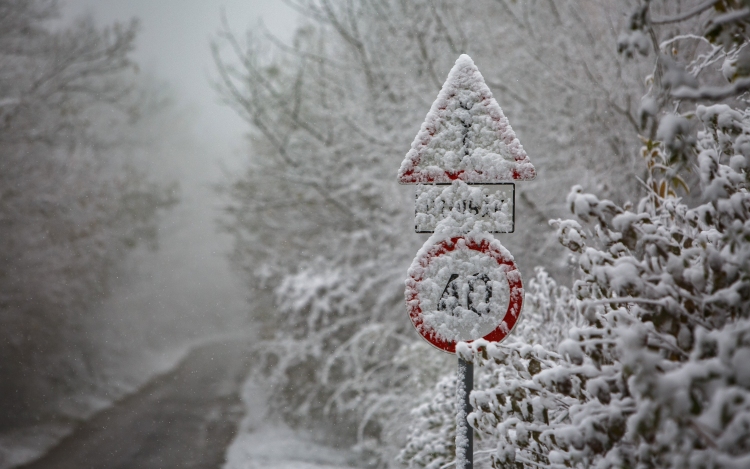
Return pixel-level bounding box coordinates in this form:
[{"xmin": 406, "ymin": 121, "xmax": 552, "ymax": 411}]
[{"xmin": 398, "ymin": 55, "xmax": 536, "ymax": 184}]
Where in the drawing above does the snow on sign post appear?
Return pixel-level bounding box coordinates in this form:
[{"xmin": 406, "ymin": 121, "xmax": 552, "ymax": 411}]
[{"xmin": 398, "ymin": 54, "xmax": 535, "ymax": 469}]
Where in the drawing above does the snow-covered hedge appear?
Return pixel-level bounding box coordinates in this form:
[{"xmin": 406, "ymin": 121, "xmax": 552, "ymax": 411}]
[
  {"xmin": 403, "ymin": 103, "xmax": 750, "ymax": 468},
  {"xmin": 401, "ymin": 3, "xmax": 750, "ymax": 467}
]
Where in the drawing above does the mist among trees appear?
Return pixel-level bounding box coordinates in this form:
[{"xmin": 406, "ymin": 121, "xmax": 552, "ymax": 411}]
[
  {"xmin": 0, "ymin": 0, "xmax": 247, "ymax": 442},
  {"xmin": 0, "ymin": 0, "xmax": 178, "ymax": 428},
  {"xmin": 3, "ymin": 0, "xmax": 750, "ymax": 468}
]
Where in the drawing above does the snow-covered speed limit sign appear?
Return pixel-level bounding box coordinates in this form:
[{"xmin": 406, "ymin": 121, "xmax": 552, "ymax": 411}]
[{"xmin": 404, "ymin": 232, "xmax": 524, "ymax": 354}]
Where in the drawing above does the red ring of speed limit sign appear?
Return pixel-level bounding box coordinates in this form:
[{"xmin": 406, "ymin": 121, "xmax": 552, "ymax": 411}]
[{"xmin": 405, "ymin": 235, "xmax": 524, "ymax": 354}]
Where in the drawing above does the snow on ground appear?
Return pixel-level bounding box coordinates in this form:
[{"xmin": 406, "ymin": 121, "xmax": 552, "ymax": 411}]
[
  {"xmin": 0, "ymin": 334, "xmax": 241, "ymax": 469},
  {"xmin": 0, "ymin": 335, "xmax": 355, "ymax": 469},
  {"xmin": 0, "ymin": 343, "xmax": 194, "ymax": 469},
  {"xmin": 0, "ymin": 422, "xmax": 74, "ymax": 469},
  {"xmin": 224, "ymin": 380, "xmax": 357, "ymax": 469},
  {"xmin": 224, "ymin": 424, "xmax": 356, "ymax": 469}
]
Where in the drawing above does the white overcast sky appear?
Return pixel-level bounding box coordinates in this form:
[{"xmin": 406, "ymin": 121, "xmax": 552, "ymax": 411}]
[{"xmin": 61, "ymin": 0, "xmax": 298, "ymax": 154}]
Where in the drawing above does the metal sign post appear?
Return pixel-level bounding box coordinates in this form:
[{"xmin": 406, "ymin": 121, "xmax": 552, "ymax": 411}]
[
  {"xmin": 398, "ymin": 54, "xmax": 536, "ymax": 469},
  {"xmin": 456, "ymin": 357, "xmax": 474, "ymax": 469}
]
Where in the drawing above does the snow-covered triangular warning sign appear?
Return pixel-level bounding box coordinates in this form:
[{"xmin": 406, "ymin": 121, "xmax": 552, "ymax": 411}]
[{"xmin": 398, "ymin": 55, "xmax": 536, "ymax": 184}]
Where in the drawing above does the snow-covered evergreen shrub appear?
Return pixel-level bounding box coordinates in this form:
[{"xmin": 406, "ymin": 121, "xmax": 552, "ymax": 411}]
[
  {"xmin": 400, "ymin": 3, "xmax": 750, "ymax": 468},
  {"xmin": 403, "ymin": 103, "xmax": 750, "ymax": 468}
]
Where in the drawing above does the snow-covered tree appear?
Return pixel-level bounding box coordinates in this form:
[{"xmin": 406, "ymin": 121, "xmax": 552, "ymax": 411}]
[
  {"xmin": 215, "ymin": 0, "xmax": 653, "ymax": 462},
  {"xmin": 402, "ymin": 2, "xmax": 750, "ymax": 468},
  {"xmin": 0, "ymin": 0, "xmax": 176, "ymax": 427}
]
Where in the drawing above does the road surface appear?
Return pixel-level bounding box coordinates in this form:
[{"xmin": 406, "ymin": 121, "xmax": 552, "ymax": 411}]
[{"xmin": 20, "ymin": 340, "xmax": 252, "ymax": 469}]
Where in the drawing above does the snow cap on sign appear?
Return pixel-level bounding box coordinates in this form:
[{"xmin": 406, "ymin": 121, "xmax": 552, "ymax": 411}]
[{"xmin": 398, "ymin": 54, "xmax": 536, "ymax": 184}]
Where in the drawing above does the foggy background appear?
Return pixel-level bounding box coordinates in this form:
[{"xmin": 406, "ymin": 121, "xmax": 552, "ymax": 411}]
[
  {"xmin": 1, "ymin": 2, "xmax": 305, "ymax": 467},
  {"xmin": 64, "ymin": 0, "xmax": 297, "ymax": 151},
  {"xmin": 55, "ymin": 0, "xmax": 302, "ymax": 408},
  {"xmin": 57, "ymin": 0, "xmax": 299, "ymax": 335},
  {"xmin": 5, "ymin": 2, "xmax": 745, "ymax": 469},
  {"xmin": 2, "ymin": 1, "xmax": 630, "ymax": 466}
]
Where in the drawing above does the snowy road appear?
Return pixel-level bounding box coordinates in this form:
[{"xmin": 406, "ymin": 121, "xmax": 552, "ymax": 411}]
[
  {"xmin": 223, "ymin": 379, "xmax": 356, "ymax": 469},
  {"xmin": 19, "ymin": 340, "xmax": 251, "ymax": 469},
  {"xmin": 17, "ymin": 339, "xmax": 356, "ymax": 469}
]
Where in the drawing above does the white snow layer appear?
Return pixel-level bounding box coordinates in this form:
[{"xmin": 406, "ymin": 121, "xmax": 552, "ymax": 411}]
[
  {"xmin": 454, "ymin": 361, "xmax": 471, "ymax": 469},
  {"xmin": 398, "ymin": 54, "xmax": 536, "ymax": 184},
  {"xmin": 406, "ymin": 227, "xmax": 518, "ymax": 344},
  {"xmin": 415, "ymin": 182, "xmax": 514, "ymax": 233},
  {"xmin": 224, "ymin": 381, "xmax": 356, "ymax": 469},
  {"xmin": 0, "ymin": 423, "xmax": 74, "ymax": 469}
]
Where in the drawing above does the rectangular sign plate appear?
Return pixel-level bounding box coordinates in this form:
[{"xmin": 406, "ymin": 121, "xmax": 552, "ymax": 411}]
[{"xmin": 415, "ymin": 184, "xmax": 515, "ymax": 233}]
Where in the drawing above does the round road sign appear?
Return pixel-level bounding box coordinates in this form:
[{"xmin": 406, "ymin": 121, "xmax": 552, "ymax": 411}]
[{"xmin": 405, "ymin": 233, "xmax": 524, "ymax": 353}]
